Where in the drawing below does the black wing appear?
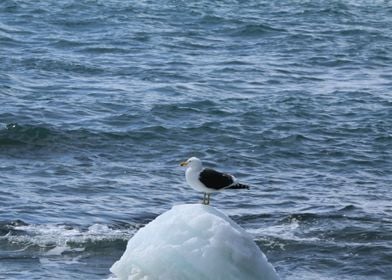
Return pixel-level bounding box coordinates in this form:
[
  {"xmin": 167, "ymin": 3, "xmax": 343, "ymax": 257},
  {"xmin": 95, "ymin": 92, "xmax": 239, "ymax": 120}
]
[{"xmin": 199, "ymin": 168, "xmax": 234, "ymax": 190}]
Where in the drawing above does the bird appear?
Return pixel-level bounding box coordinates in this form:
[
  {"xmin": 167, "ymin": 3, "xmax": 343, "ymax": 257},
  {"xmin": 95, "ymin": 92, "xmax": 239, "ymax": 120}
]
[{"xmin": 180, "ymin": 157, "xmax": 250, "ymax": 205}]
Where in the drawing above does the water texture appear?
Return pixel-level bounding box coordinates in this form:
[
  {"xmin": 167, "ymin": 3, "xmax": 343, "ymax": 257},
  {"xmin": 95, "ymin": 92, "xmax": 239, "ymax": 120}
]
[{"xmin": 1, "ymin": 0, "xmax": 391, "ymax": 279}]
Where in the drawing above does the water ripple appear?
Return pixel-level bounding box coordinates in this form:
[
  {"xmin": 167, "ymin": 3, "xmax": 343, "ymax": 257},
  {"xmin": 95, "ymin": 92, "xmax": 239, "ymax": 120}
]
[{"xmin": 1, "ymin": 0, "xmax": 392, "ymax": 279}]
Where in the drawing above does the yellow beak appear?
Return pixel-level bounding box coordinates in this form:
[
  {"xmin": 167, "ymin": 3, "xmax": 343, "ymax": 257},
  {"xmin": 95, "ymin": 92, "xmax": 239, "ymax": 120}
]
[{"xmin": 180, "ymin": 161, "xmax": 188, "ymax": 167}]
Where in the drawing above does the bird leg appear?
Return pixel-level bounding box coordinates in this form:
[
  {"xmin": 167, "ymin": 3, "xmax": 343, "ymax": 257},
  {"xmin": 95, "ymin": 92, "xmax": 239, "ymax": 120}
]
[
  {"xmin": 206, "ymin": 193, "xmax": 211, "ymax": 205},
  {"xmin": 202, "ymin": 193, "xmax": 207, "ymax": 205}
]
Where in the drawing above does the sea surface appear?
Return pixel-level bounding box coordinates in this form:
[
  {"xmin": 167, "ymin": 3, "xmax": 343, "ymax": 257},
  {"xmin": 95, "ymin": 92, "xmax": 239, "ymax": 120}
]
[{"xmin": 1, "ymin": 0, "xmax": 391, "ymax": 279}]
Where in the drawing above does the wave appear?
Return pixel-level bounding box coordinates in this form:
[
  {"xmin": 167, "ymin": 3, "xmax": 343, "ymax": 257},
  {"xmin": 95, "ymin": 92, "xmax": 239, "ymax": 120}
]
[
  {"xmin": 0, "ymin": 123, "xmax": 61, "ymax": 146},
  {"xmin": 231, "ymin": 23, "xmax": 286, "ymax": 37},
  {"xmin": 20, "ymin": 57, "xmax": 104, "ymax": 75},
  {"xmin": 251, "ymin": 207, "xmax": 392, "ymax": 266},
  {"xmin": 0, "ymin": 123, "xmax": 102, "ymax": 150},
  {"xmin": 0, "ymin": 220, "xmax": 137, "ymax": 256},
  {"xmin": 0, "ymin": 121, "xmax": 220, "ymax": 152},
  {"xmin": 0, "ymin": 122, "xmax": 165, "ymax": 148}
]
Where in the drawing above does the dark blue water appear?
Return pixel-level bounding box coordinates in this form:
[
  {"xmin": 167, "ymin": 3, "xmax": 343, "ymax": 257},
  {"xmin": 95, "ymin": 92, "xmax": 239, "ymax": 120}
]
[{"xmin": 1, "ymin": 0, "xmax": 391, "ymax": 279}]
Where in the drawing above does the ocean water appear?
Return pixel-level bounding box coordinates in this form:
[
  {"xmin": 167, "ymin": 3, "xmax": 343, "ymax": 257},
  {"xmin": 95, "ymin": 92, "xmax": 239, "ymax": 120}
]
[{"xmin": 1, "ymin": 0, "xmax": 391, "ymax": 279}]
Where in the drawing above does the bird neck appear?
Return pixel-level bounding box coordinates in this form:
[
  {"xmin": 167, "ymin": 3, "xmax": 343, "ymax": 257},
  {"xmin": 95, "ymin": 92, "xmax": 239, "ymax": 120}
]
[{"xmin": 188, "ymin": 165, "xmax": 202, "ymax": 173}]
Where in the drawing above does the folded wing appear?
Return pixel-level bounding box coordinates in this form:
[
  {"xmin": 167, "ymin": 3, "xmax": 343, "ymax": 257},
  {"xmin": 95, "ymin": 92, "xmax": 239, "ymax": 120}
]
[{"xmin": 199, "ymin": 168, "xmax": 235, "ymax": 190}]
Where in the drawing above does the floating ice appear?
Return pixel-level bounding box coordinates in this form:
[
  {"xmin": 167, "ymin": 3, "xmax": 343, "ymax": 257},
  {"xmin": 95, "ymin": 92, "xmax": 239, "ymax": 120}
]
[{"xmin": 110, "ymin": 204, "xmax": 280, "ymax": 280}]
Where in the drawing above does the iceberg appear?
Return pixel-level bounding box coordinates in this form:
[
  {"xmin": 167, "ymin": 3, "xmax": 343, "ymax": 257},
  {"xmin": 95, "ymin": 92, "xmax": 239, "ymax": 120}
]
[{"xmin": 110, "ymin": 204, "xmax": 279, "ymax": 280}]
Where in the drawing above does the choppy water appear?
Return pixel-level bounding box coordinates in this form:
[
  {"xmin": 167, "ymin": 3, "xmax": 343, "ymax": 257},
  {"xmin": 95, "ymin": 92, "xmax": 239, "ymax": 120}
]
[{"xmin": 1, "ymin": 0, "xmax": 392, "ymax": 279}]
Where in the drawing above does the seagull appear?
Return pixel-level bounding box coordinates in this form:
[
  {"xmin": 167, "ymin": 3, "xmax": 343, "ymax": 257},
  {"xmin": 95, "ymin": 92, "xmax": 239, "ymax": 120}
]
[{"xmin": 180, "ymin": 157, "xmax": 250, "ymax": 205}]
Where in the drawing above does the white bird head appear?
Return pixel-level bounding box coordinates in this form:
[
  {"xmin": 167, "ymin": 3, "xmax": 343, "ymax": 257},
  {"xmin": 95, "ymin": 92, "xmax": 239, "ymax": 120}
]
[{"xmin": 180, "ymin": 157, "xmax": 202, "ymax": 169}]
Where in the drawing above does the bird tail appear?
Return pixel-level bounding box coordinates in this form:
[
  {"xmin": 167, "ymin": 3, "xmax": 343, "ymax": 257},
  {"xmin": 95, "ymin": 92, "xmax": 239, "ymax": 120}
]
[{"xmin": 227, "ymin": 183, "xmax": 250, "ymax": 190}]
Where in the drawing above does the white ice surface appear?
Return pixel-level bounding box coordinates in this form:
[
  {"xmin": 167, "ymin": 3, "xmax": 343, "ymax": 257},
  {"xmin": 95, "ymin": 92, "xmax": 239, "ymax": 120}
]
[{"xmin": 110, "ymin": 204, "xmax": 280, "ymax": 280}]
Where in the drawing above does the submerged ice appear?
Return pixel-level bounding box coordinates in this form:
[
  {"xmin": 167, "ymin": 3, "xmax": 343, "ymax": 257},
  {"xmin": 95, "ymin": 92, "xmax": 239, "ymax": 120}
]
[{"xmin": 110, "ymin": 204, "xmax": 279, "ymax": 280}]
